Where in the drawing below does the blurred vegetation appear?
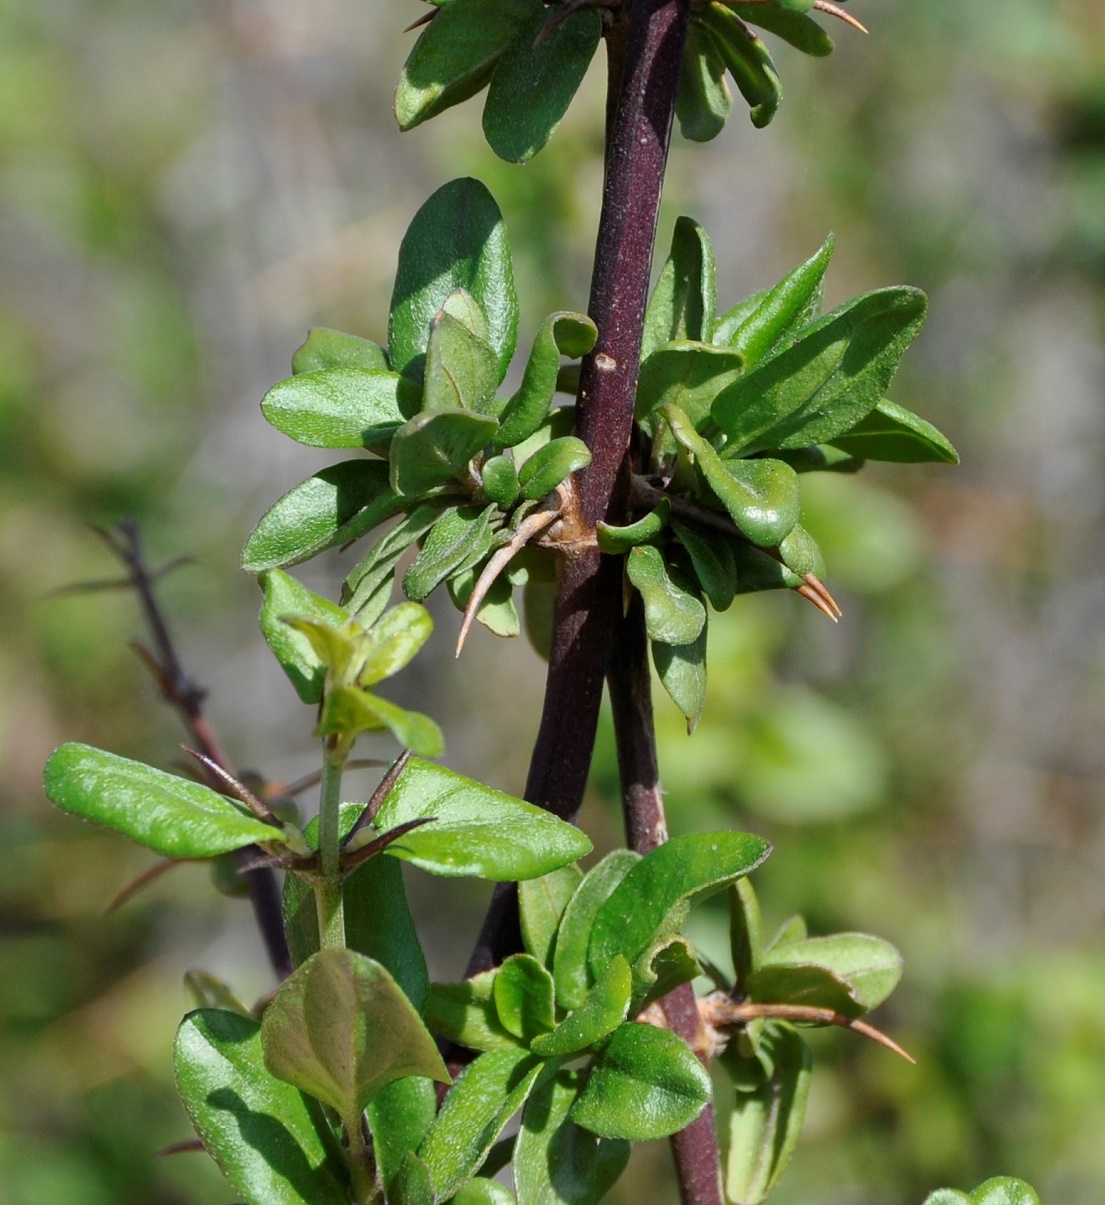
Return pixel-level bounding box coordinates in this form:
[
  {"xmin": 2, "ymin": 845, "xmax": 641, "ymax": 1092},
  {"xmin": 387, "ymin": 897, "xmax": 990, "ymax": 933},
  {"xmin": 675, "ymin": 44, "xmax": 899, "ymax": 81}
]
[{"xmin": 3, "ymin": 1, "xmax": 1104, "ymax": 1202}]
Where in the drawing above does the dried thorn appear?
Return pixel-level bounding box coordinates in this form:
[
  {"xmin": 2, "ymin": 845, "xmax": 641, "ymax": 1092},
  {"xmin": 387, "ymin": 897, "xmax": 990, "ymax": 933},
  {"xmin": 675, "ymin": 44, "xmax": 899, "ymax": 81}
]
[
  {"xmin": 237, "ymin": 850, "xmax": 313, "ymax": 874},
  {"xmin": 403, "ymin": 8, "xmax": 437, "ymax": 33},
  {"xmin": 341, "ymin": 816, "xmax": 436, "ymax": 874},
  {"xmin": 813, "ymin": 0, "xmax": 868, "ymax": 33},
  {"xmin": 344, "ymin": 749, "xmax": 413, "ymax": 845},
  {"xmin": 129, "ymin": 640, "xmax": 172, "ymax": 691},
  {"xmin": 157, "ymin": 1139, "xmax": 205, "ymax": 1157},
  {"xmin": 795, "ymin": 583, "xmax": 839, "ymax": 622},
  {"xmin": 148, "ymin": 553, "xmax": 195, "ymax": 582},
  {"xmin": 182, "ymin": 746, "xmax": 285, "ymax": 828},
  {"xmin": 106, "ymin": 858, "xmax": 181, "ymax": 913},
  {"xmin": 804, "ymin": 572, "xmax": 842, "ymax": 618},
  {"xmin": 710, "ymin": 1000, "xmax": 914, "ymax": 1063}
]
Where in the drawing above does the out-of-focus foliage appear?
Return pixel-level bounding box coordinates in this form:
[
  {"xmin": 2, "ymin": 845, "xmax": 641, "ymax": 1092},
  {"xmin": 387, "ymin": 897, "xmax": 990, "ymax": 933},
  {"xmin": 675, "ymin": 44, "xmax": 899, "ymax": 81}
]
[{"xmin": 4, "ymin": 1, "xmax": 1105, "ymax": 1203}]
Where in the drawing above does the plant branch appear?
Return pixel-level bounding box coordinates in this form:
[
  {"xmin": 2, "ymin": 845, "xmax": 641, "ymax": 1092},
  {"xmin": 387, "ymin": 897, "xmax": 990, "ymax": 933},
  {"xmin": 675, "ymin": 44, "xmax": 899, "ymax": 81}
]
[{"xmin": 315, "ymin": 736, "xmax": 347, "ymax": 950}]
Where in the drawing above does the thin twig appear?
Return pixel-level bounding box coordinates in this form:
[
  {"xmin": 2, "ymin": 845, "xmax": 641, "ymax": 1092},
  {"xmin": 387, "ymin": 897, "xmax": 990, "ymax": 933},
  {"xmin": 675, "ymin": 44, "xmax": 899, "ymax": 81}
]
[
  {"xmin": 105, "ymin": 858, "xmax": 182, "ymax": 913},
  {"xmin": 182, "ymin": 746, "xmax": 285, "ymax": 828}
]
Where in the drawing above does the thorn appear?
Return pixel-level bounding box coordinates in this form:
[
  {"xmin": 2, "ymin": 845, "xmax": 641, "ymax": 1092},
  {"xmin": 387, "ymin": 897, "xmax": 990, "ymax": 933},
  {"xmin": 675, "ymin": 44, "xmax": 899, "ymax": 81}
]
[
  {"xmin": 804, "ymin": 572, "xmax": 842, "ymax": 618},
  {"xmin": 403, "ymin": 8, "xmax": 436, "ymax": 33},
  {"xmin": 182, "ymin": 746, "xmax": 285, "ymax": 828},
  {"xmin": 237, "ymin": 850, "xmax": 314, "ymax": 874},
  {"xmin": 106, "ymin": 858, "xmax": 181, "ymax": 913},
  {"xmin": 340, "ymin": 816, "xmax": 436, "ymax": 874},
  {"xmin": 344, "ymin": 749, "xmax": 413, "ymax": 844},
  {"xmin": 813, "ymin": 1, "xmax": 868, "ymax": 34},
  {"xmin": 157, "ymin": 1139, "xmax": 206, "ymax": 1157},
  {"xmin": 795, "ymin": 583, "xmax": 839, "ymax": 622},
  {"xmin": 707, "ymin": 999, "xmax": 915, "ymax": 1063}
]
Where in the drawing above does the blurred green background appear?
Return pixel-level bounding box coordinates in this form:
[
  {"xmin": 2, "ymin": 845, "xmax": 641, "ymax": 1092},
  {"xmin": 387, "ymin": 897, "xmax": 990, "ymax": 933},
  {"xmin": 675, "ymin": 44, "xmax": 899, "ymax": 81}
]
[{"xmin": 3, "ymin": 1, "xmax": 1104, "ymax": 1201}]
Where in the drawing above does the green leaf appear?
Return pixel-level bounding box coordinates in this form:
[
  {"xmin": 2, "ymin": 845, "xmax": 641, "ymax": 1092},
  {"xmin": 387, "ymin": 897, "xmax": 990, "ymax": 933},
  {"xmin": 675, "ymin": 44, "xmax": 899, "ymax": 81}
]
[
  {"xmin": 390, "ymin": 1151, "xmax": 435, "ymax": 1205},
  {"xmin": 184, "ymin": 971, "xmax": 251, "ymax": 1017},
  {"xmin": 588, "ymin": 832, "xmax": 772, "ymax": 982},
  {"xmin": 369, "ymin": 1078, "xmax": 439, "ymax": 1201},
  {"xmin": 43, "ymin": 744, "xmax": 287, "ymax": 859},
  {"xmin": 630, "ymin": 935, "xmax": 701, "ymax": 1011},
  {"xmin": 663, "ymin": 404, "xmax": 801, "ymax": 547},
  {"xmin": 697, "ymin": 5, "xmax": 782, "ymax": 129},
  {"xmin": 425, "ymin": 970, "xmax": 525, "ymax": 1053},
  {"xmin": 922, "ymin": 1194, "xmax": 973, "ymax": 1205},
  {"xmin": 261, "ymin": 368, "xmax": 416, "ymax": 449},
  {"xmin": 636, "ymin": 341, "xmax": 746, "ymax": 432},
  {"xmin": 531, "ymin": 957, "xmax": 631, "ymax": 1058},
  {"xmin": 830, "ymin": 397, "xmax": 959, "ymax": 464},
  {"xmin": 174, "ymin": 1010, "xmax": 349, "ymax": 1205},
  {"xmin": 569, "ymin": 1023, "xmax": 711, "ymax": 1141},
  {"xmin": 390, "ymin": 408, "xmax": 499, "ymax": 497},
  {"xmin": 494, "ymin": 954, "xmax": 557, "ymax": 1042},
  {"xmin": 730, "ymin": 2, "xmax": 833, "ymax": 57},
  {"xmin": 483, "ymin": 8, "xmax": 602, "ymax": 164},
  {"xmin": 773, "ymin": 444, "xmax": 865, "ymax": 474},
  {"xmin": 653, "ymin": 626, "xmax": 710, "ymax": 734},
  {"xmin": 479, "ymin": 453, "xmax": 520, "ymax": 507},
  {"xmin": 776, "ymin": 523, "xmax": 824, "ymax": 579},
  {"xmin": 395, "ymin": 0, "xmax": 543, "ymax": 131},
  {"xmin": 713, "ymin": 285, "xmax": 770, "ymax": 346},
  {"xmin": 357, "ymin": 601, "xmax": 436, "ymax": 686},
  {"xmin": 292, "ymin": 327, "xmax": 389, "ymax": 375},
  {"xmin": 344, "ymin": 503, "xmax": 446, "ymax": 618},
  {"xmin": 970, "ymin": 1181, "xmax": 1041, "ymax": 1205},
  {"xmin": 447, "ymin": 562, "xmax": 522, "ymax": 637},
  {"xmin": 711, "ymin": 287, "xmax": 928, "ymax": 454},
  {"xmin": 751, "ymin": 933, "xmax": 903, "ymax": 1014},
  {"xmin": 403, "ymin": 503, "xmax": 498, "ymax": 602},
  {"xmin": 259, "ymin": 570, "xmax": 349, "ymax": 704},
  {"xmin": 596, "ymin": 501, "xmax": 671, "ymax": 554},
  {"xmin": 496, "ymin": 312, "xmax": 597, "ymax": 449},
  {"xmin": 242, "ymin": 460, "xmax": 402, "ymax": 574},
  {"xmin": 642, "ymin": 217, "xmax": 719, "ymax": 360},
  {"xmin": 676, "ymin": 22, "xmax": 733, "ymax": 143},
  {"xmin": 389, "ymin": 178, "xmax": 518, "ymax": 385},
  {"xmin": 374, "ymin": 757, "xmax": 592, "ymax": 880},
  {"xmin": 453, "ymin": 1178, "xmax": 516, "ymax": 1204},
  {"xmin": 318, "ymin": 685, "xmax": 445, "ymax": 759},
  {"xmin": 725, "ymin": 1022, "xmax": 811, "ymax": 1204},
  {"xmin": 519, "ymin": 864, "xmax": 584, "ymax": 970},
  {"xmin": 670, "ymin": 517, "xmax": 738, "ymax": 611},
  {"xmin": 419, "ymin": 1047, "xmax": 543, "ymax": 1200},
  {"xmin": 730, "ymin": 879, "xmax": 764, "ymax": 992},
  {"xmin": 554, "ymin": 850, "xmax": 640, "ymax": 1011},
  {"xmin": 726, "ymin": 235, "xmax": 834, "ymax": 368},
  {"xmin": 731, "ymin": 541, "xmax": 802, "ymax": 594},
  {"xmin": 260, "ymin": 949, "xmax": 449, "ymax": 1122},
  {"xmin": 424, "ymin": 303, "xmax": 500, "ymax": 412},
  {"xmin": 626, "ymin": 544, "xmax": 707, "ymax": 645},
  {"xmin": 515, "ymin": 1071, "xmax": 630, "ymax": 1205},
  {"xmin": 517, "ymin": 436, "xmax": 591, "ymax": 501}
]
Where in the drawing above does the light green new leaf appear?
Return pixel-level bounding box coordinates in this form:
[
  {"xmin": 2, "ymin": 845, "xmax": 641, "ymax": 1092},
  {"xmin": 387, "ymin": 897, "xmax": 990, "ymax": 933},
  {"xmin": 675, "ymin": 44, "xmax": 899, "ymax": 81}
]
[
  {"xmin": 390, "ymin": 408, "xmax": 499, "ymax": 497},
  {"xmin": 425, "ymin": 970, "xmax": 525, "ymax": 1053},
  {"xmin": 726, "ymin": 1022, "xmax": 811, "ymax": 1204},
  {"xmin": 44, "ymin": 744, "xmax": 287, "ymax": 859},
  {"xmin": 697, "ymin": 5, "xmax": 782, "ymax": 129},
  {"xmin": 713, "ymin": 284, "xmax": 770, "ymax": 346},
  {"xmin": 453, "ymin": 1178, "xmax": 516, "ymax": 1204},
  {"xmin": 260, "ymin": 949, "xmax": 449, "ymax": 1123},
  {"xmin": 390, "ymin": 1151, "xmax": 435, "ymax": 1205},
  {"xmin": 588, "ymin": 832, "xmax": 772, "ymax": 982},
  {"xmin": 754, "ymin": 932, "xmax": 903, "ymax": 1013},
  {"xmin": 403, "ymin": 503, "xmax": 498, "ymax": 602},
  {"xmin": 356, "ymin": 601, "xmax": 435, "ymax": 686},
  {"xmin": 712, "ymin": 287, "xmax": 928, "ymax": 453},
  {"xmin": 626, "ymin": 544, "xmax": 707, "ymax": 646},
  {"xmin": 292, "ymin": 327, "xmax": 388, "ymax": 375},
  {"xmin": 175, "ymin": 1010, "xmax": 349, "ymax": 1205},
  {"xmin": 520, "ymin": 864, "xmax": 584, "ymax": 970},
  {"xmin": 374, "ymin": 757, "xmax": 592, "ymax": 880},
  {"xmin": 531, "ymin": 956, "xmax": 631, "ymax": 1058},
  {"xmin": 830, "ymin": 396, "xmax": 959, "ymax": 464},
  {"xmin": 641, "ymin": 217, "xmax": 718, "ymax": 360},
  {"xmin": 494, "ymin": 954, "xmax": 557, "ymax": 1042},
  {"xmin": 259, "ymin": 570, "xmax": 348, "ymax": 704},
  {"xmin": 570, "ymin": 1024, "xmax": 711, "ymax": 1141},
  {"xmin": 923, "ymin": 1194, "xmax": 973, "ymax": 1205},
  {"xmin": 676, "ymin": 21, "xmax": 733, "ymax": 143},
  {"xmin": 515, "ymin": 1071, "xmax": 631, "ymax": 1205},
  {"xmin": 343, "ymin": 503, "xmax": 446, "ymax": 619},
  {"xmin": 517, "ymin": 436, "xmax": 591, "ymax": 500},
  {"xmin": 730, "ymin": 1, "xmax": 833, "ymax": 57},
  {"xmin": 242, "ymin": 460, "xmax": 402, "ymax": 573},
  {"xmin": 419, "ymin": 1047, "xmax": 543, "ymax": 1200},
  {"xmin": 636, "ymin": 341, "xmax": 746, "ymax": 432},
  {"xmin": 424, "ymin": 305, "xmax": 500, "ymax": 412},
  {"xmin": 318, "ymin": 685, "xmax": 445, "ymax": 759},
  {"xmin": 653, "ymin": 626, "xmax": 709, "ymax": 734},
  {"xmin": 969, "ymin": 1179, "xmax": 1042, "ymax": 1205},
  {"xmin": 262, "ymin": 368, "xmax": 416, "ymax": 449},
  {"xmin": 389, "ymin": 178, "xmax": 518, "ymax": 384},
  {"xmin": 483, "ymin": 7, "xmax": 602, "ymax": 164},
  {"xmin": 395, "ymin": 0, "xmax": 543, "ymax": 131}
]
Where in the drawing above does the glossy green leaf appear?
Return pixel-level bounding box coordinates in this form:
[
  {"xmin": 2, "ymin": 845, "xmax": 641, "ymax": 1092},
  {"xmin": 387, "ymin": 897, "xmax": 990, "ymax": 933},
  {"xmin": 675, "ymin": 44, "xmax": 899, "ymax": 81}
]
[
  {"xmin": 596, "ymin": 500, "xmax": 671, "ymax": 554},
  {"xmin": 712, "ymin": 285, "xmax": 770, "ymax": 346},
  {"xmin": 494, "ymin": 954, "xmax": 557, "ymax": 1042},
  {"xmin": 663, "ymin": 405, "xmax": 801, "ymax": 546},
  {"xmin": 642, "ymin": 217, "xmax": 718, "ymax": 360},
  {"xmin": 636, "ymin": 341, "xmax": 746, "ymax": 432},
  {"xmin": 519, "ymin": 864, "xmax": 584, "ymax": 970},
  {"xmin": 496, "ymin": 312, "xmax": 597, "ymax": 449},
  {"xmin": 260, "ymin": 949, "xmax": 449, "ymax": 1123},
  {"xmin": 531, "ymin": 957, "xmax": 631, "ymax": 1058},
  {"xmin": 453, "ymin": 1178, "xmax": 516, "ymax": 1204},
  {"xmin": 671, "ymin": 517, "xmax": 738, "ymax": 611},
  {"xmin": 390, "ymin": 408, "xmax": 499, "ymax": 497},
  {"xmin": 727, "ymin": 235, "xmax": 834, "ymax": 368},
  {"xmin": 970, "ymin": 1180, "xmax": 1042, "ymax": 1205},
  {"xmin": 774, "ymin": 444, "xmax": 865, "ymax": 474},
  {"xmin": 318, "ymin": 685, "xmax": 445, "ymax": 759},
  {"xmin": 776, "ymin": 523, "xmax": 824, "ymax": 579},
  {"xmin": 630, "ymin": 935, "xmax": 700, "ymax": 1010},
  {"xmin": 44, "ymin": 744, "xmax": 287, "ymax": 859},
  {"xmin": 653, "ymin": 625, "xmax": 709, "ymax": 734},
  {"xmin": 389, "ymin": 178, "xmax": 517, "ymax": 384},
  {"xmin": 174, "ymin": 1010, "xmax": 349, "ymax": 1205},
  {"xmin": 751, "ymin": 933, "xmax": 903, "ymax": 1014},
  {"xmin": 395, "ymin": 0, "xmax": 542, "ymax": 131},
  {"xmin": 731, "ymin": 541, "xmax": 802, "ymax": 594},
  {"xmin": 626, "ymin": 544, "xmax": 707, "ymax": 645},
  {"xmin": 676, "ymin": 21, "xmax": 733, "ymax": 143},
  {"xmin": 517, "ymin": 436, "xmax": 591, "ymax": 500},
  {"xmin": 403, "ymin": 503, "xmax": 498, "ymax": 602},
  {"xmin": 390, "ymin": 1151, "xmax": 435, "ymax": 1205},
  {"xmin": 726, "ymin": 1022, "xmax": 811, "ymax": 1204},
  {"xmin": 370, "ymin": 1078, "xmax": 439, "ymax": 1201},
  {"xmin": 569, "ymin": 1023, "xmax": 711, "ymax": 1141},
  {"xmin": 419, "ymin": 1047, "xmax": 543, "ymax": 1200},
  {"xmin": 447, "ymin": 562, "xmax": 522, "ymax": 637},
  {"xmin": 483, "ymin": 7, "xmax": 601, "ymax": 164},
  {"xmin": 515, "ymin": 1071, "xmax": 631, "ymax": 1205},
  {"xmin": 242, "ymin": 460, "xmax": 402, "ymax": 573},
  {"xmin": 374, "ymin": 757, "xmax": 592, "ymax": 880},
  {"xmin": 344, "ymin": 503, "xmax": 446, "ymax": 618},
  {"xmin": 588, "ymin": 832, "xmax": 772, "ymax": 981},
  {"xmin": 730, "ymin": 1, "xmax": 833, "ymax": 57},
  {"xmin": 830, "ymin": 396, "xmax": 959, "ymax": 463},
  {"xmin": 424, "ymin": 306, "xmax": 500, "ymax": 413},
  {"xmin": 712, "ymin": 287, "xmax": 928, "ymax": 453},
  {"xmin": 698, "ymin": 5, "xmax": 782, "ymax": 129},
  {"xmin": 480, "ymin": 453, "xmax": 520, "ymax": 506},
  {"xmin": 356, "ymin": 601, "xmax": 435, "ymax": 685},
  {"xmin": 554, "ymin": 851, "xmax": 641, "ymax": 1011},
  {"xmin": 258, "ymin": 570, "xmax": 348, "ymax": 704},
  {"xmin": 425, "ymin": 970, "xmax": 524, "ymax": 1052},
  {"xmin": 730, "ymin": 879, "xmax": 764, "ymax": 992},
  {"xmin": 923, "ymin": 1194, "xmax": 973, "ymax": 1205},
  {"xmin": 292, "ymin": 327, "xmax": 389, "ymax": 375},
  {"xmin": 262, "ymin": 368, "xmax": 416, "ymax": 449}
]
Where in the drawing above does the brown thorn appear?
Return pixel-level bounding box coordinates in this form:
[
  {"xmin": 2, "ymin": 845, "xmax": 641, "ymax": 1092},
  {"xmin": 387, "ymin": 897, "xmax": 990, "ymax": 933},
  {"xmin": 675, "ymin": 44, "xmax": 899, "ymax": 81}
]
[
  {"xmin": 813, "ymin": 0, "xmax": 868, "ymax": 34},
  {"xmin": 106, "ymin": 858, "xmax": 182, "ymax": 913},
  {"xmin": 711, "ymin": 999, "xmax": 914, "ymax": 1063},
  {"xmin": 283, "ymin": 757, "xmax": 386, "ymax": 799},
  {"xmin": 344, "ymin": 749, "xmax": 413, "ymax": 845},
  {"xmin": 182, "ymin": 746, "xmax": 285, "ymax": 828},
  {"xmin": 157, "ymin": 1139, "xmax": 206, "ymax": 1157},
  {"xmin": 803, "ymin": 572, "xmax": 842, "ymax": 618},
  {"xmin": 237, "ymin": 850, "xmax": 315, "ymax": 874},
  {"xmin": 340, "ymin": 816, "xmax": 436, "ymax": 875},
  {"xmin": 795, "ymin": 583, "xmax": 839, "ymax": 622},
  {"xmin": 403, "ymin": 8, "xmax": 436, "ymax": 33}
]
